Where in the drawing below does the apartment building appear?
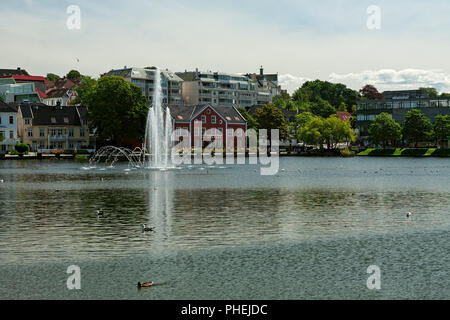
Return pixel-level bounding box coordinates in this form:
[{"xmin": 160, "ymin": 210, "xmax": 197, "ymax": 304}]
[
  {"xmin": 177, "ymin": 69, "xmax": 258, "ymax": 107},
  {"xmin": 177, "ymin": 67, "xmax": 281, "ymax": 108},
  {"xmin": 17, "ymin": 103, "xmax": 89, "ymax": 152},
  {"xmin": 105, "ymin": 67, "xmax": 183, "ymax": 105},
  {"xmin": 357, "ymin": 89, "xmax": 450, "ymax": 137},
  {"xmin": 0, "ymin": 101, "xmax": 19, "ymax": 153}
]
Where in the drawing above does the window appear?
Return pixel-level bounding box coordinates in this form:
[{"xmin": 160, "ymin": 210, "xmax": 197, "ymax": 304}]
[
  {"xmin": 27, "ymin": 128, "xmax": 33, "ymax": 137},
  {"xmin": 194, "ymin": 127, "xmax": 200, "ymax": 136},
  {"xmin": 207, "ymin": 109, "xmax": 211, "ymax": 114},
  {"xmin": 9, "ymin": 116, "xmax": 13, "ymax": 124},
  {"xmin": 218, "ymin": 128, "xmax": 223, "ymax": 136},
  {"xmin": 211, "ymin": 116, "xmax": 216, "ymax": 124},
  {"xmin": 69, "ymin": 141, "xmax": 74, "ymax": 149},
  {"xmin": 227, "ymin": 129, "xmax": 234, "ymax": 136},
  {"xmin": 10, "ymin": 131, "xmax": 14, "ymax": 139},
  {"xmin": 39, "ymin": 141, "xmax": 45, "ymax": 149},
  {"xmin": 236, "ymin": 129, "xmax": 243, "ymax": 137},
  {"xmin": 64, "ymin": 117, "xmax": 69, "ymax": 124},
  {"xmin": 219, "ymin": 120, "xmax": 223, "ymax": 124},
  {"xmin": 202, "ymin": 128, "xmax": 206, "ymax": 136},
  {"xmin": 51, "ymin": 117, "xmax": 56, "ymax": 124},
  {"xmin": 202, "ymin": 115, "xmax": 206, "ymax": 123},
  {"xmin": 80, "ymin": 128, "xmax": 85, "ymax": 137},
  {"xmin": 25, "ymin": 119, "xmax": 31, "ymax": 125},
  {"xmin": 69, "ymin": 128, "xmax": 74, "ymax": 137},
  {"xmin": 51, "ymin": 129, "xmax": 57, "ymax": 136},
  {"xmin": 40, "ymin": 128, "xmax": 45, "ymax": 137}
]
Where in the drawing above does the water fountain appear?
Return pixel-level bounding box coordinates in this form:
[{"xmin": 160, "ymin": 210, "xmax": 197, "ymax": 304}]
[
  {"xmin": 89, "ymin": 68, "xmax": 173, "ymax": 170},
  {"xmin": 143, "ymin": 68, "xmax": 173, "ymax": 169}
]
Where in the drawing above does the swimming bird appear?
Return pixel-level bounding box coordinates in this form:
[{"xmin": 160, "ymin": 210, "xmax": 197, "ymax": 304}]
[
  {"xmin": 142, "ymin": 224, "xmax": 154, "ymax": 232},
  {"xmin": 407, "ymin": 212, "xmax": 412, "ymax": 218},
  {"xmin": 97, "ymin": 209, "xmax": 104, "ymax": 217},
  {"xmin": 0, "ymin": 179, "xmax": 3, "ymax": 183},
  {"xmin": 137, "ymin": 281, "xmax": 153, "ymax": 288}
]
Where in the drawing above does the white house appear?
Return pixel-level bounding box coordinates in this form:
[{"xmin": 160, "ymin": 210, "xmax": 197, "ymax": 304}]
[{"xmin": 0, "ymin": 101, "xmax": 19, "ymax": 153}]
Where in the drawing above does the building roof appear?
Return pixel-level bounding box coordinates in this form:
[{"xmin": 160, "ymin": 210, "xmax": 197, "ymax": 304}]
[
  {"xmin": 169, "ymin": 104, "xmax": 246, "ymax": 124},
  {"xmin": 46, "ymin": 88, "xmax": 69, "ymax": 98},
  {"xmin": 18, "ymin": 103, "xmax": 87, "ymax": 126},
  {"xmin": 0, "ymin": 75, "xmax": 48, "ymax": 84},
  {"xmin": 0, "ymin": 68, "xmax": 27, "ymax": 77},
  {"xmin": 337, "ymin": 111, "xmax": 353, "ymax": 122},
  {"xmin": 0, "ymin": 100, "xmax": 18, "ymax": 113}
]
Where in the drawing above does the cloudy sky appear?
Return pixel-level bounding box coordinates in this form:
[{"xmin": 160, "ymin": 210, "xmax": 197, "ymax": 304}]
[{"xmin": 2, "ymin": 0, "xmax": 450, "ymax": 93}]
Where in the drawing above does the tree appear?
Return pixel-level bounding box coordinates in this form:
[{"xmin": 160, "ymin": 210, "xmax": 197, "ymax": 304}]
[
  {"xmin": 368, "ymin": 113, "xmax": 402, "ymax": 147},
  {"xmin": 78, "ymin": 76, "xmax": 148, "ymax": 146},
  {"xmin": 66, "ymin": 70, "xmax": 82, "ymax": 81},
  {"xmin": 46, "ymin": 73, "xmax": 60, "ymax": 82},
  {"xmin": 294, "ymin": 112, "xmax": 314, "ymax": 128},
  {"xmin": 236, "ymin": 107, "xmax": 258, "ymax": 130},
  {"xmin": 419, "ymin": 87, "xmax": 439, "ymax": 98},
  {"xmin": 402, "ymin": 109, "xmax": 434, "ymax": 147},
  {"xmin": 434, "ymin": 115, "xmax": 450, "ymax": 145},
  {"xmin": 15, "ymin": 143, "xmax": 30, "ymax": 155},
  {"xmin": 309, "ymin": 98, "xmax": 336, "ymax": 118},
  {"xmin": 359, "ymin": 85, "xmax": 382, "ymax": 100},
  {"xmin": 297, "ymin": 115, "xmax": 355, "ymax": 149},
  {"xmin": 252, "ymin": 103, "xmax": 289, "ymax": 140}
]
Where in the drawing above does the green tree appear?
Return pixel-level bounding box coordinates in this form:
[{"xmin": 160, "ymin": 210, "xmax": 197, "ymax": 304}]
[
  {"xmin": 294, "ymin": 112, "xmax": 314, "ymax": 129},
  {"xmin": 15, "ymin": 143, "xmax": 30, "ymax": 155},
  {"xmin": 78, "ymin": 76, "xmax": 148, "ymax": 146},
  {"xmin": 236, "ymin": 107, "xmax": 258, "ymax": 130},
  {"xmin": 46, "ymin": 73, "xmax": 60, "ymax": 82},
  {"xmin": 419, "ymin": 87, "xmax": 439, "ymax": 98},
  {"xmin": 368, "ymin": 113, "xmax": 402, "ymax": 147},
  {"xmin": 402, "ymin": 109, "xmax": 434, "ymax": 147},
  {"xmin": 252, "ymin": 103, "xmax": 289, "ymax": 140},
  {"xmin": 309, "ymin": 98, "xmax": 336, "ymax": 118},
  {"xmin": 66, "ymin": 70, "xmax": 82, "ymax": 81},
  {"xmin": 434, "ymin": 115, "xmax": 450, "ymax": 145},
  {"xmin": 297, "ymin": 116, "xmax": 324, "ymax": 148}
]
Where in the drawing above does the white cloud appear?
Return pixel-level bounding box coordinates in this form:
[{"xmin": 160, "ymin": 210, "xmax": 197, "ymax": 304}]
[
  {"xmin": 279, "ymin": 74, "xmax": 310, "ymax": 94},
  {"xmin": 329, "ymin": 69, "xmax": 450, "ymax": 93}
]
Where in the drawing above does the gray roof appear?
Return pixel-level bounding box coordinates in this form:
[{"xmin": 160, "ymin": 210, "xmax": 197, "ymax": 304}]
[
  {"xmin": 169, "ymin": 104, "xmax": 246, "ymax": 124},
  {"xmin": 0, "ymin": 100, "xmax": 17, "ymax": 113},
  {"xmin": 18, "ymin": 103, "xmax": 87, "ymax": 126},
  {"xmin": 46, "ymin": 88, "xmax": 70, "ymax": 98},
  {"xmin": 0, "ymin": 68, "xmax": 26, "ymax": 77}
]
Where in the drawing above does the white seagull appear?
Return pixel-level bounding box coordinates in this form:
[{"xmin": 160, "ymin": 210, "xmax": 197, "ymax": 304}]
[{"xmin": 407, "ymin": 212, "xmax": 412, "ymax": 218}]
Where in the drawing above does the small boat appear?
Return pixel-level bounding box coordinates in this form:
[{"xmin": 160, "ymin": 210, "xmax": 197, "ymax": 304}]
[{"xmin": 137, "ymin": 282, "xmax": 153, "ymax": 288}]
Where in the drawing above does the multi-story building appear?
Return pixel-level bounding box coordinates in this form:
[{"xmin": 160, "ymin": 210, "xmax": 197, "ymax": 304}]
[
  {"xmin": 357, "ymin": 89, "xmax": 450, "ymax": 137},
  {"xmin": 0, "ymin": 81, "xmax": 43, "ymax": 104},
  {"xmin": 246, "ymin": 66, "xmax": 282, "ymax": 106},
  {"xmin": 0, "ymin": 101, "xmax": 19, "ymax": 153},
  {"xmin": 105, "ymin": 67, "xmax": 183, "ymax": 105},
  {"xmin": 177, "ymin": 67, "xmax": 281, "ymax": 108},
  {"xmin": 17, "ymin": 103, "xmax": 89, "ymax": 152},
  {"xmin": 0, "ymin": 67, "xmax": 27, "ymax": 77},
  {"xmin": 177, "ymin": 69, "xmax": 259, "ymax": 107}
]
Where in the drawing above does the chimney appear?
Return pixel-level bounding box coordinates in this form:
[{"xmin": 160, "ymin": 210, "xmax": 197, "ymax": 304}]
[
  {"xmin": 17, "ymin": 67, "xmax": 21, "ymax": 71},
  {"xmin": 260, "ymin": 66, "xmax": 264, "ymax": 76}
]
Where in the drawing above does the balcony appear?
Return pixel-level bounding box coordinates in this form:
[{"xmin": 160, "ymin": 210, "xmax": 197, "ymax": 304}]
[{"xmin": 49, "ymin": 135, "xmax": 66, "ymax": 141}]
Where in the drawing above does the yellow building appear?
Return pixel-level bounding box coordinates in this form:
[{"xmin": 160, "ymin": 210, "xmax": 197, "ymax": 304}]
[{"xmin": 17, "ymin": 103, "xmax": 90, "ymax": 152}]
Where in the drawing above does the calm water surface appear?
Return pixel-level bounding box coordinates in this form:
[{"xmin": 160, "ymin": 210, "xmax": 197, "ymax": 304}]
[{"xmin": 0, "ymin": 157, "xmax": 449, "ymax": 299}]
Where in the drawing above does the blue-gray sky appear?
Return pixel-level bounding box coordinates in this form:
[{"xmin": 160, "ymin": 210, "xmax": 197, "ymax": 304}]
[{"xmin": 2, "ymin": 0, "xmax": 450, "ymax": 93}]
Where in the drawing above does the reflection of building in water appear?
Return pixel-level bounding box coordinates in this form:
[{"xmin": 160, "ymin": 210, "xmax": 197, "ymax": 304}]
[{"xmin": 147, "ymin": 171, "xmax": 174, "ymax": 243}]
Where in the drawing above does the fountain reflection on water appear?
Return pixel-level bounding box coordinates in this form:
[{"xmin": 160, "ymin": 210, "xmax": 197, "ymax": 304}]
[{"xmin": 89, "ymin": 68, "xmax": 173, "ymax": 170}]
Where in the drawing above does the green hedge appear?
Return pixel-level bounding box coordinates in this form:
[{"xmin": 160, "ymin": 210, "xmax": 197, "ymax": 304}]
[{"xmin": 358, "ymin": 148, "xmax": 450, "ymax": 157}]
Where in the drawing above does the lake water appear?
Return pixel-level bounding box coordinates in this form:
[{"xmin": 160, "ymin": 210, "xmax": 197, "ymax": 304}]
[{"xmin": 0, "ymin": 157, "xmax": 449, "ymax": 299}]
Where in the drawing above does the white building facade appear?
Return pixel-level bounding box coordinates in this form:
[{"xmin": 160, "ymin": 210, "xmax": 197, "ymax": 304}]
[{"xmin": 0, "ymin": 102, "xmax": 19, "ymax": 153}]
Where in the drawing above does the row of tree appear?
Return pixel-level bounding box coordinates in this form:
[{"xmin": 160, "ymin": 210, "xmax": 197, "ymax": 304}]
[{"xmin": 368, "ymin": 110, "xmax": 450, "ymax": 147}]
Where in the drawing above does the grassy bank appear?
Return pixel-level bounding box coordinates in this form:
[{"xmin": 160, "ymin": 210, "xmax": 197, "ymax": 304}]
[{"xmin": 357, "ymin": 148, "xmax": 450, "ymax": 157}]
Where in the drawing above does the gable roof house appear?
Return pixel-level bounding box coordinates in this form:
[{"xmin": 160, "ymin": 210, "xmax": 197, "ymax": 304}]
[{"xmin": 17, "ymin": 103, "xmax": 89, "ymax": 152}]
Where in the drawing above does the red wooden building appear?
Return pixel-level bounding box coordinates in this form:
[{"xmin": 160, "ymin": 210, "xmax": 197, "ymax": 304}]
[{"xmin": 169, "ymin": 104, "xmax": 247, "ymax": 150}]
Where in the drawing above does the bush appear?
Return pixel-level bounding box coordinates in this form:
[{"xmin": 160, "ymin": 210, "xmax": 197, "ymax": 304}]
[
  {"xmin": 432, "ymin": 149, "xmax": 450, "ymax": 157},
  {"xmin": 8, "ymin": 150, "xmax": 20, "ymax": 155},
  {"xmin": 15, "ymin": 143, "xmax": 30, "ymax": 155},
  {"xmin": 340, "ymin": 149, "xmax": 355, "ymax": 157},
  {"xmin": 400, "ymin": 149, "xmax": 429, "ymax": 157}
]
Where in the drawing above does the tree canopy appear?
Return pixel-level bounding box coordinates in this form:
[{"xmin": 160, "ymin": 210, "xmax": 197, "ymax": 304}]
[
  {"xmin": 75, "ymin": 76, "xmax": 148, "ymax": 146},
  {"xmin": 252, "ymin": 103, "xmax": 289, "ymax": 140},
  {"xmin": 368, "ymin": 113, "xmax": 402, "ymax": 147},
  {"xmin": 297, "ymin": 115, "xmax": 355, "ymax": 149},
  {"xmin": 236, "ymin": 107, "xmax": 258, "ymax": 130},
  {"xmin": 66, "ymin": 70, "xmax": 82, "ymax": 81},
  {"xmin": 359, "ymin": 84, "xmax": 382, "ymax": 100},
  {"xmin": 434, "ymin": 115, "xmax": 450, "ymax": 143},
  {"xmin": 402, "ymin": 109, "xmax": 434, "ymax": 146},
  {"xmin": 46, "ymin": 73, "xmax": 60, "ymax": 82}
]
